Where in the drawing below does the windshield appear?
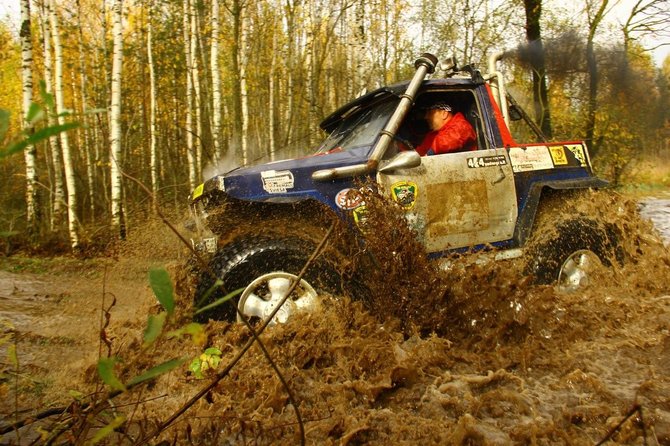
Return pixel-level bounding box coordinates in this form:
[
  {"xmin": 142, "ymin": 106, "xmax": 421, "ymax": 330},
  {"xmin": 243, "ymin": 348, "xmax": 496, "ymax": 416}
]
[{"xmin": 315, "ymin": 98, "xmax": 400, "ymax": 154}]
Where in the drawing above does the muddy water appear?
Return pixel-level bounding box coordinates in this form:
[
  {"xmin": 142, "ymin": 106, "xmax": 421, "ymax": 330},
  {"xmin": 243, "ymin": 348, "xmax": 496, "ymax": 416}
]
[
  {"xmin": 1, "ymin": 193, "xmax": 670, "ymax": 445},
  {"xmin": 137, "ymin": 191, "xmax": 669, "ymax": 445},
  {"xmin": 639, "ymin": 193, "xmax": 670, "ymax": 245}
]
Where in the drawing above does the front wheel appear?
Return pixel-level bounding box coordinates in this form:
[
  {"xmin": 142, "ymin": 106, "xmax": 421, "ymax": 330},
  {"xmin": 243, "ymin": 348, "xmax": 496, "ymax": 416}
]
[
  {"xmin": 525, "ymin": 218, "xmax": 623, "ymax": 291},
  {"xmin": 237, "ymin": 272, "xmax": 321, "ymax": 325},
  {"xmin": 193, "ymin": 236, "xmax": 344, "ymax": 323}
]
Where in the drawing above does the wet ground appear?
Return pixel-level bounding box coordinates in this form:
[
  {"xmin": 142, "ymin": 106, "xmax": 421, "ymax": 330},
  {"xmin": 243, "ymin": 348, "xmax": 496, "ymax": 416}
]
[{"xmin": 0, "ymin": 191, "xmax": 669, "ymax": 445}]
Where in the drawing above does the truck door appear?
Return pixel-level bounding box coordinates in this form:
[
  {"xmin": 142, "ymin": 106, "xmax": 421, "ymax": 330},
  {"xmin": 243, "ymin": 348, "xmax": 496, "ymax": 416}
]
[{"xmin": 376, "ymin": 148, "xmax": 518, "ymax": 253}]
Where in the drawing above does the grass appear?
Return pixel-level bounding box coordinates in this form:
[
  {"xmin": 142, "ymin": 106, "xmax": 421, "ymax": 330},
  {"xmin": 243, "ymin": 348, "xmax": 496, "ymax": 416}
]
[
  {"xmin": 617, "ymin": 155, "xmax": 670, "ymax": 196},
  {"xmin": 0, "ymin": 256, "xmax": 107, "ymax": 277}
]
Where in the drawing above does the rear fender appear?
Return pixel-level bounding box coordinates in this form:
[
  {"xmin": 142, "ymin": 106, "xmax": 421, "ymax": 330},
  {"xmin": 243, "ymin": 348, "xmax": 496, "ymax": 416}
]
[{"xmin": 515, "ymin": 177, "xmax": 609, "ymax": 246}]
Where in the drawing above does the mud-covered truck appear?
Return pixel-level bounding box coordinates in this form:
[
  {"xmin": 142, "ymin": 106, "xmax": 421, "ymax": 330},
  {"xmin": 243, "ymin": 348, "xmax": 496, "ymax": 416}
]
[{"xmin": 187, "ymin": 53, "xmax": 621, "ymax": 324}]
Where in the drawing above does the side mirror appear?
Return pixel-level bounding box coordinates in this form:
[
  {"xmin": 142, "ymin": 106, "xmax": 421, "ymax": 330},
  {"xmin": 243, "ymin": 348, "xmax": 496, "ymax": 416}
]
[{"xmin": 378, "ymin": 150, "xmax": 421, "ymax": 174}]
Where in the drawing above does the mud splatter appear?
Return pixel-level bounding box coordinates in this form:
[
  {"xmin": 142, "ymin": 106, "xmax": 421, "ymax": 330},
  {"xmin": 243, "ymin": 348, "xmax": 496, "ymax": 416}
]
[{"xmin": 1, "ymin": 191, "xmax": 669, "ymax": 445}]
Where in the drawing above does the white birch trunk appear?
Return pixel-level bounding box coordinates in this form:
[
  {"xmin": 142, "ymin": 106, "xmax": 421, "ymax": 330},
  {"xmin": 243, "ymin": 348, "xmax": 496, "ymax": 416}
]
[
  {"xmin": 211, "ymin": 0, "xmax": 222, "ymax": 163},
  {"xmin": 110, "ymin": 0, "xmax": 125, "ymax": 238},
  {"xmin": 268, "ymin": 30, "xmax": 276, "ymax": 161},
  {"xmin": 20, "ymin": 0, "xmax": 38, "ymax": 235},
  {"xmin": 147, "ymin": 10, "xmax": 158, "ymax": 211},
  {"xmin": 183, "ymin": 0, "xmax": 197, "ymax": 191},
  {"xmin": 39, "ymin": 0, "xmax": 64, "ymax": 231},
  {"xmin": 305, "ymin": 2, "xmax": 317, "ymax": 146},
  {"xmin": 76, "ymin": 0, "xmax": 95, "ymax": 220},
  {"xmin": 240, "ymin": 8, "xmax": 249, "ymax": 165},
  {"xmin": 49, "ymin": 0, "xmax": 79, "ymax": 249},
  {"xmin": 283, "ymin": 7, "xmax": 295, "ymax": 147},
  {"xmin": 189, "ymin": 0, "xmax": 202, "ymax": 179},
  {"xmin": 20, "ymin": 0, "xmax": 39, "ymax": 238}
]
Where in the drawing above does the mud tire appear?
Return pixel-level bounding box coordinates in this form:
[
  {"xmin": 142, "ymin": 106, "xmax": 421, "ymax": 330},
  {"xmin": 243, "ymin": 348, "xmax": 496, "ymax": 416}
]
[
  {"xmin": 525, "ymin": 218, "xmax": 624, "ymax": 286},
  {"xmin": 193, "ymin": 236, "xmax": 345, "ymax": 322}
]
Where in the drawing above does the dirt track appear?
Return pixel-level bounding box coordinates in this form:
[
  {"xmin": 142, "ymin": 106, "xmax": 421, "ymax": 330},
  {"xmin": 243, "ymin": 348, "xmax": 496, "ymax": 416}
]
[{"xmin": 1, "ymin": 193, "xmax": 670, "ymax": 445}]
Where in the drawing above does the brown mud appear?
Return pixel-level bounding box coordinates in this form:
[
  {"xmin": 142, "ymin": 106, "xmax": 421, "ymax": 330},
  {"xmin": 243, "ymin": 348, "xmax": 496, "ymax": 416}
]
[{"xmin": 1, "ymin": 191, "xmax": 670, "ymax": 445}]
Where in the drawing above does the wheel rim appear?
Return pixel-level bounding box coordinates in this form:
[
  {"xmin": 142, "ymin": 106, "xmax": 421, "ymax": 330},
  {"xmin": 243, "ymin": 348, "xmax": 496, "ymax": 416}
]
[
  {"xmin": 557, "ymin": 249, "xmax": 602, "ymax": 291},
  {"xmin": 237, "ymin": 272, "xmax": 320, "ymax": 325}
]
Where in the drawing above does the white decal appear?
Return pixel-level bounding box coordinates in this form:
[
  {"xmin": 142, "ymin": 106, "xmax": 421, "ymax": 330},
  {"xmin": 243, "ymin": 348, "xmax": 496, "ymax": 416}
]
[
  {"xmin": 261, "ymin": 170, "xmax": 294, "ymax": 193},
  {"xmin": 509, "ymin": 146, "xmax": 554, "ymax": 172},
  {"xmin": 335, "ymin": 188, "xmax": 365, "ymax": 210},
  {"xmin": 218, "ymin": 176, "xmax": 226, "ymax": 192},
  {"xmin": 467, "ymin": 155, "xmax": 507, "ymax": 168}
]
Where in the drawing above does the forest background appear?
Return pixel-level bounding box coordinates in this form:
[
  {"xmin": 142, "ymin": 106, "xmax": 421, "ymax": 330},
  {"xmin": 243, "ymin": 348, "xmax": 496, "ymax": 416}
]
[{"xmin": 0, "ymin": 0, "xmax": 669, "ymax": 252}]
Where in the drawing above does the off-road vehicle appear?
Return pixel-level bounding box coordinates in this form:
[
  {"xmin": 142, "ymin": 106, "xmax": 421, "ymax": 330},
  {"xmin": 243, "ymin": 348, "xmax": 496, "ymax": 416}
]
[{"xmin": 187, "ymin": 53, "xmax": 621, "ymax": 324}]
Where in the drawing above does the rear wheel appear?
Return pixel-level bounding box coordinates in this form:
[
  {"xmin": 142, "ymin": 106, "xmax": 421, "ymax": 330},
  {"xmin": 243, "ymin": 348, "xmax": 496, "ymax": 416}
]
[
  {"xmin": 193, "ymin": 236, "xmax": 343, "ymax": 323},
  {"xmin": 525, "ymin": 218, "xmax": 623, "ymax": 291}
]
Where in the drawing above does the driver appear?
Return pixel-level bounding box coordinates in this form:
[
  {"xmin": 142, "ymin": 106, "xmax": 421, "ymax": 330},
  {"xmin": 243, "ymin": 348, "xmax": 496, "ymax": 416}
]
[{"xmin": 415, "ymin": 102, "xmax": 477, "ymax": 156}]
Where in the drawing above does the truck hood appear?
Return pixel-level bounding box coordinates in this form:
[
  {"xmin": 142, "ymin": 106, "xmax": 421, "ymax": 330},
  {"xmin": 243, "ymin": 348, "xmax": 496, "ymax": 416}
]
[{"xmin": 192, "ymin": 146, "xmax": 370, "ymax": 204}]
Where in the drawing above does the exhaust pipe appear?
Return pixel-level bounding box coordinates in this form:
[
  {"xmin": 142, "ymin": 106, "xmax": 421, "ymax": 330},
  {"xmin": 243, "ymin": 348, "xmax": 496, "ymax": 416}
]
[
  {"xmin": 366, "ymin": 53, "xmax": 438, "ymax": 169},
  {"xmin": 312, "ymin": 53, "xmax": 438, "ymax": 182}
]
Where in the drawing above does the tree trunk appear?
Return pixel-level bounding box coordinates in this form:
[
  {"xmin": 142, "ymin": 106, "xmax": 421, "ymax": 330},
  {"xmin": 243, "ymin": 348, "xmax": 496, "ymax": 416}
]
[
  {"xmin": 148, "ymin": 3, "xmax": 158, "ymax": 212},
  {"xmin": 282, "ymin": 1, "xmax": 296, "ymax": 148},
  {"xmin": 39, "ymin": 0, "xmax": 64, "ymax": 231},
  {"xmin": 268, "ymin": 29, "xmax": 276, "ymax": 160},
  {"xmin": 76, "ymin": 0, "xmax": 95, "ymax": 221},
  {"xmin": 239, "ymin": 6, "xmax": 249, "ymax": 165},
  {"xmin": 183, "ymin": 0, "xmax": 197, "ymax": 191},
  {"xmin": 523, "ymin": 0, "xmax": 552, "ymax": 138},
  {"xmin": 190, "ymin": 0, "xmax": 202, "ymax": 179},
  {"xmin": 110, "ymin": 0, "xmax": 126, "ymax": 239},
  {"xmin": 49, "ymin": 0, "xmax": 80, "ymax": 249},
  {"xmin": 20, "ymin": 0, "xmax": 39, "ymax": 239},
  {"xmin": 211, "ymin": 0, "xmax": 223, "ymax": 163},
  {"xmin": 585, "ymin": 0, "xmax": 609, "ymax": 157}
]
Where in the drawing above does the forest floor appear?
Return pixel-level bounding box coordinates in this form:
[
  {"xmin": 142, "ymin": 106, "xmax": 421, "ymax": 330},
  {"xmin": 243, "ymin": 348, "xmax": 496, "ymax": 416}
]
[{"xmin": 1, "ymin": 190, "xmax": 670, "ymax": 445}]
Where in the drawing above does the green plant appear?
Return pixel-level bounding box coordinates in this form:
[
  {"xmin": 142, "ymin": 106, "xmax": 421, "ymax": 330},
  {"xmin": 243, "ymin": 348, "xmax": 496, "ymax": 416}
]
[
  {"xmin": 189, "ymin": 347, "xmax": 223, "ymax": 379},
  {"xmin": 0, "ymin": 81, "xmax": 80, "ymax": 159}
]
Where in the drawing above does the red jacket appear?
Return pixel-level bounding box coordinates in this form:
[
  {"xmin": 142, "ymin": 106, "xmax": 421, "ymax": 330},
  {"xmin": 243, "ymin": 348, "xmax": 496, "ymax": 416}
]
[{"xmin": 416, "ymin": 112, "xmax": 478, "ymax": 156}]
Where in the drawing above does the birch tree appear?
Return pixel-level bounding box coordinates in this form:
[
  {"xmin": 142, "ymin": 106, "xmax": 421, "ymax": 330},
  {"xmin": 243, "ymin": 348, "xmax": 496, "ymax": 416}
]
[
  {"xmin": 76, "ymin": 0, "xmax": 95, "ymax": 220},
  {"xmin": 148, "ymin": 0, "xmax": 158, "ymax": 210},
  {"xmin": 183, "ymin": 0, "xmax": 197, "ymax": 190},
  {"xmin": 20, "ymin": 0, "xmax": 39, "ymax": 237},
  {"xmin": 38, "ymin": 0, "xmax": 65, "ymax": 231},
  {"xmin": 189, "ymin": 0, "xmax": 203, "ymax": 178},
  {"xmin": 211, "ymin": 0, "xmax": 223, "ymax": 162},
  {"xmin": 49, "ymin": 0, "xmax": 80, "ymax": 249},
  {"xmin": 110, "ymin": 0, "xmax": 126, "ymax": 238},
  {"xmin": 239, "ymin": 5, "xmax": 250, "ymax": 164}
]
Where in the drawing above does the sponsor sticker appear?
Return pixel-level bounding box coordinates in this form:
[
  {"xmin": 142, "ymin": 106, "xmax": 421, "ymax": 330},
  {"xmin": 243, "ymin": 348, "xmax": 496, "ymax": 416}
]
[
  {"xmin": 218, "ymin": 176, "xmax": 226, "ymax": 191},
  {"xmin": 391, "ymin": 181, "xmax": 418, "ymax": 210},
  {"xmin": 335, "ymin": 188, "xmax": 365, "ymax": 210},
  {"xmin": 467, "ymin": 155, "xmax": 507, "ymax": 168},
  {"xmin": 548, "ymin": 146, "xmax": 568, "ymax": 166},
  {"xmin": 509, "ymin": 146, "xmax": 554, "ymax": 172},
  {"xmin": 261, "ymin": 170, "xmax": 294, "ymax": 193},
  {"xmin": 564, "ymin": 144, "xmax": 587, "ymax": 166},
  {"xmin": 352, "ymin": 205, "xmax": 369, "ymax": 230}
]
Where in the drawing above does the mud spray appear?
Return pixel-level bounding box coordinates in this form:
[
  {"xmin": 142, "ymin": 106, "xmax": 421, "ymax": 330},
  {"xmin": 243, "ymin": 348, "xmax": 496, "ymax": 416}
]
[
  {"xmin": 3, "ymin": 190, "xmax": 669, "ymax": 445},
  {"xmin": 109, "ymin": 188, "xmax": 666, "ymax": 445}
]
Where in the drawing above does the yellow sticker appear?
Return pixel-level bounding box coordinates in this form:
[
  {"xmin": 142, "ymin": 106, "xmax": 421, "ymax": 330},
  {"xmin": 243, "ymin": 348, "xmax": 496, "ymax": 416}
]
[
  {"xmin": 549, "ymin": 146, "xmax": 568, "ymax": 166},
  {"xmin": 192, "ymin": 183, "xmax": 204, "ymax": 200},
  {"xmin": 391, "ymin": 181, "xmax": 418, "ymax": 210},
  {"xmin": 352, "ymin": 205, "xmax": 369, "ymax": 230}
]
